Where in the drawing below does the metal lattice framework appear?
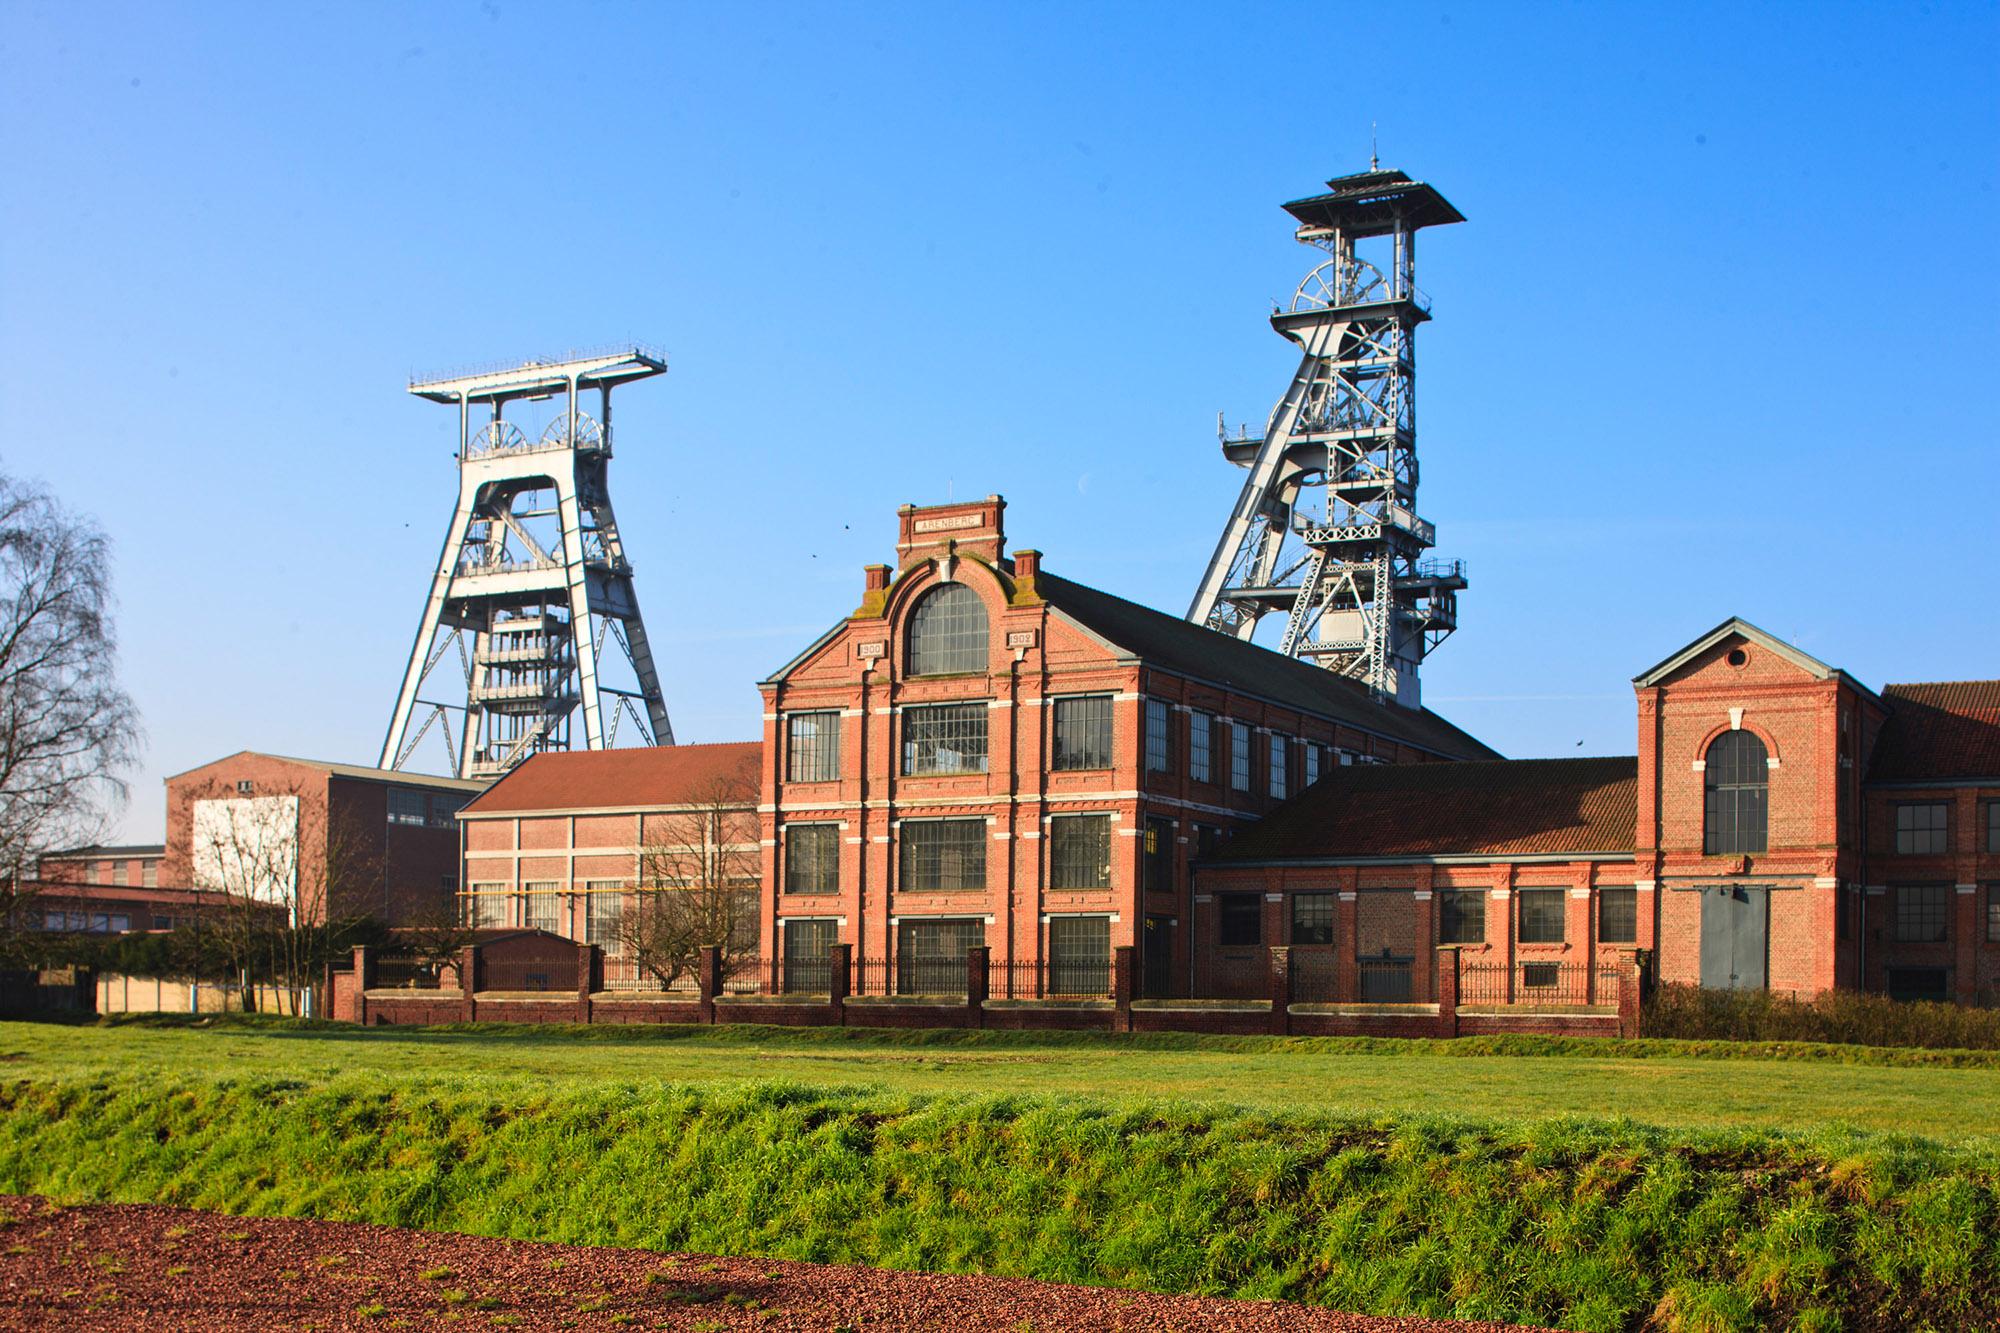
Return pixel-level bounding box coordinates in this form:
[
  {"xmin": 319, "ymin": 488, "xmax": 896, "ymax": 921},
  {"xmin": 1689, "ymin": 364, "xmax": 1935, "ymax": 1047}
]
[
  {"xmin": 1187, "ymin": 169, "xmax": 1468, "ymax": 708},
  {"xmin": 380, "ymin": 347, "xmax": 675, "ymax": 780}
]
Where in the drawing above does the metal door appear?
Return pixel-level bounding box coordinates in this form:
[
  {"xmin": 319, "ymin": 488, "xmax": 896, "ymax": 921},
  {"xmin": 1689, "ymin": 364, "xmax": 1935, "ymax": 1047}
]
[
  {"xmin": 1698, "ymin": 886, "xmax": 1769, "ymax": 990},
  {"xmin": 1142, "ymin": 915, "xmax": 1175, "ymax": 998}
]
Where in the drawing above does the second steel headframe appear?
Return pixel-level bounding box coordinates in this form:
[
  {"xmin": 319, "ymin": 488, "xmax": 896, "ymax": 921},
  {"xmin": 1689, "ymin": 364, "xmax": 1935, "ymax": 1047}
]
[
  {"xmin": 380, "ymin": 347, "xmax": 676, "ymax": 780},
  {"xmin": 1187, "ymin": 168, "xmax": 1468, "ymax": 709}
]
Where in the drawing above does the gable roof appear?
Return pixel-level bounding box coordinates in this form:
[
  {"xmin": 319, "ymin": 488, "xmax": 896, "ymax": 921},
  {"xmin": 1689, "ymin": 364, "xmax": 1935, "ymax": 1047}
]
[
  {"xmin": 165, "ymin": 751, "xmax": 487, "ymax": 794},
  {"xmin": 459, "ymin": 742, "xmax": 761, "ymax": 816},
  {"xmin": 1033, "ymin": 571, "xmax": 1498, "ymax": 760},
  {"xmin": 1868, "ymin": 681, "xmax": 2000, "ymax": 783},
  {"xmin": 1210, "ymin": 756, "xmax": 1638, "ymax": 862}
]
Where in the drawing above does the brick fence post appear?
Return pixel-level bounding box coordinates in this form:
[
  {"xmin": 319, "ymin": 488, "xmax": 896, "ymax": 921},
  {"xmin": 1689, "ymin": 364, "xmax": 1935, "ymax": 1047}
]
[
  {"xmin": 459, "ymin": 945, "xmax": 480, "ymax": 1024},
  {"xmin": 1268, "ymin": 946, "xmax": 1292, "ymax": 1036},
  {"xmin": 698, "ymin": 945, "xmax": 722, "ymax": 1025},
  {"xmin": 828, "ymin": 943, "xmax": 851, "ymax": 1025},
  {"xmin": 1112, "ymin": 945, "xmax": 1135, "ymax": 1033},
  {"xmin": 576, "ymin": 943, "xmax": 598, "ymax": 1024},
  {"xmin": 352, "ymin": 945, "xmax": 375, "ymax": 1025},
  {"xmin": 965, "ymin": 945, "xmax": 990, "ymax": 1030},
  {"xmin": 1437, "ymin": 946, "xmax": 1460, "ymax": 1039},
  {"xmin": 1617, "ymin": 953, "xmax": 1642, "ymax": 1039}
]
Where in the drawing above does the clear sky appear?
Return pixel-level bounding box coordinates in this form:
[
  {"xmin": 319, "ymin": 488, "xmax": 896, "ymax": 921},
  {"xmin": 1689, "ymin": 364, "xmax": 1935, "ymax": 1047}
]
[{"xmin": 3, "ymin": 1, "xmax": 1995, "ymax": 843}]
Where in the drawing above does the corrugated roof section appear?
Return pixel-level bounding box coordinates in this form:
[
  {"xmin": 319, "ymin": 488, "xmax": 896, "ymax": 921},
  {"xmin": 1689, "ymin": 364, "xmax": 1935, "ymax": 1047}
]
[
  {"xmin": 459, "ymin": 742, "xmax": 762, "ymax": 815},
  {"xmin": 1033, "ymin": 571, "xmax": 1497, "ymax": 760},
  {"xmin": 1869, "ymin": 681, "xmax": 2000, "ymax": 782},
  {"xmin": 1210, "ymin": 756, "xmax": 1637, "ymax": 861}
]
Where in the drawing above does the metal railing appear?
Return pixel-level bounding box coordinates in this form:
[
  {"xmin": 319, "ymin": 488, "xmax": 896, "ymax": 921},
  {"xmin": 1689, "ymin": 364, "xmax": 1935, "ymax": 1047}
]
[
  {"xmin": 481, "ymin": 956, "xmax": 577, "ymax": 993},
  {"xmin": 1356, "ymin": 956, "xmax": 1415, "ymax": 1003},
  {"xmin": 1459, "ymin": 961, "xmax": 1616, "ymax": 1008},
  {"xmin": 372, "ymin": 957, "xmax": 448, "ymax": 990},
  {"xmin": 988, "ymin": 958, "xmax": 1112, "ymax": 1000}
]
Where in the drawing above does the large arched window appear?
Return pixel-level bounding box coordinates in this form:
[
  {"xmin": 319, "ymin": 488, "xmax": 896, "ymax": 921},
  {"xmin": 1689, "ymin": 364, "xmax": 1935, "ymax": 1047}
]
[
  {"xmin": 906, "ymin": 583, "xmax": 988, "ymax": 676},
  {"xmin": 1703, "ymin": 730, "xmax": 1769, "ymax": 854}
]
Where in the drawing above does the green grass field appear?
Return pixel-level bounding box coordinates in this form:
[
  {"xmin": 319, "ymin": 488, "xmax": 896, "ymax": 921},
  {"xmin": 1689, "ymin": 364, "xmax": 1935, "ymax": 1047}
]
[
  {"xmin": 3, "ymin": 1018, "xmax": 1996, "ymax": 1331},
  {"xmin": 7, "ymin": 1016, "xmax": 2000, "ymax": 1141}
]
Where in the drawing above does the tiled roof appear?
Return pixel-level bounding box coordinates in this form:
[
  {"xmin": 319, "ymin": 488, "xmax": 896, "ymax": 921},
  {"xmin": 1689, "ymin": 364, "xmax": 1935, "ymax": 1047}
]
[
  {"xmin": 166, "ymin": 752, "xmax": 487, "ymax": 793},
  {"xmin": 1209, "ymin": 756, "xmax": 1637, "ymax": 862},
  {"xmin": 1869, "ymin": 681, "xmax": 2000, "ymax": 782},
  {"xmin": 1033, "ymin": 571, "xmax": 1498, "ymax": 761},
  {"xmin": 460, "ymin": 743, "xmax": 761, "ymax": 816}
]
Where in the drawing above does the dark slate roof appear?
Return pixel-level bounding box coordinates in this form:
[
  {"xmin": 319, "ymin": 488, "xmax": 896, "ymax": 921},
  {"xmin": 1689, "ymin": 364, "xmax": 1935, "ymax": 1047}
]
[
  {"xmin": 1868, "ymin": 681, "xmax": 2000, "ymax": 783},
  {"xmin": 1034, "ymin": 570, "xmax": 1498, "ymax": 760},
  {"xmin": 1209, "ymin": 756, "xmax": 1637, "ymax": 862}
]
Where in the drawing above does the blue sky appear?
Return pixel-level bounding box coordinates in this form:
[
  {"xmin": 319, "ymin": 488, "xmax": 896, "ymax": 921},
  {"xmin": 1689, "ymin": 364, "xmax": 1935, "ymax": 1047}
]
[{"xmin": 3, "ymin": 2, "xmax": 1994, "ymax": 842}]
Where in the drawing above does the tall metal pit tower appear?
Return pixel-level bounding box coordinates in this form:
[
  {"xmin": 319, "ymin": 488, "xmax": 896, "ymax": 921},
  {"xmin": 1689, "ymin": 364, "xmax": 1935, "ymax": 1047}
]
[
  {"xmin": 380, "ymin": 347, "xmax": 676, "ymax": 780},
  {"xmin": 1188, "ymin": 168, "xmax": 1468, "ymax": 708}
]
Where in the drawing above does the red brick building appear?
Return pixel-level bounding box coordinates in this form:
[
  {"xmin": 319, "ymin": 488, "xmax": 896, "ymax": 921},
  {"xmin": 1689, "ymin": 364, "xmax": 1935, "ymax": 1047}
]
[
  {"xmin": 162, "ymin": 752, "xmax": 484, "ymax": 926},
  {"xmin": 1200, "ymin": 618, "xmax": 2000, "ymax": 1004},
  {"xmin": 755, "ymin": 497, "xmax": 1494, "ymax": 998},
  {"xmin": 455, "ymin": 744, "xmax": 760, "ymax": 982},
  {"xmin": 35, "ymin": 844, "xmax": 166, "ymax": 892}
]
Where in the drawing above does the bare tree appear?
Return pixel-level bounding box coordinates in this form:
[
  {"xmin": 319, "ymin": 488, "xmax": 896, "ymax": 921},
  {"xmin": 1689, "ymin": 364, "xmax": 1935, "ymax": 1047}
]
[
  {"xmin": 394, "ymin": 901, "xmax": 481, "ymax": 989},
  {"xmin": 0, "ymin": 469, "xmax": 142, "ymax": 888},
  {"xmin": 620, "ymin": 777, "xmax": 760, "ymax": 991}
]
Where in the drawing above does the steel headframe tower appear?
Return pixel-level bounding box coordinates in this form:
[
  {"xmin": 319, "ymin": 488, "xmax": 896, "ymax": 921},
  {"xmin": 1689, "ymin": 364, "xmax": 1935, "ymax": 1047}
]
[
  {"xmin": 380, "ymin": 347, "xmax": 676, "ymax": 780},
  {"xmin": 1188, "ymin": 168, "xmax": 1468, "ymax": 709}
]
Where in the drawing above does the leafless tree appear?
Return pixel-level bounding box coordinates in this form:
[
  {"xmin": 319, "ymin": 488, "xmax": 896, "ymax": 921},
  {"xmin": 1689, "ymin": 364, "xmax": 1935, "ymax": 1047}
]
[
  {"xmin": 620, "ymin": 778, "xmax": 760, "ymax": 991},
  {"xmin": 0, "ymin": 468, "xmax": 142, "ymax": 891},
  {"xmin": 393, "ymin": 902, "xmax": 481, "ymax": 989}
]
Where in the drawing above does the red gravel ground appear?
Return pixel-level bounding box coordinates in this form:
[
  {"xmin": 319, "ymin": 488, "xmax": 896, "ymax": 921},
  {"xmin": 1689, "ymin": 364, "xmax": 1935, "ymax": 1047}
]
[{"xmin": 0, "ymin": 1194, "xmax": 1551, "ymax": 1333}]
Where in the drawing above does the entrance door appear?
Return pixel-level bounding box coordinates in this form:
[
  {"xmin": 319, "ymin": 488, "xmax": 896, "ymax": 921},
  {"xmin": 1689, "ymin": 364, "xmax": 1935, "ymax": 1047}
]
[
  {"xmin": 1142, "ymin": 915, "xmax": 1175, "ymax": 998},
  {"xmin": 1699, "ymin": 886, "xmax": 1769, "ymax": 990}
]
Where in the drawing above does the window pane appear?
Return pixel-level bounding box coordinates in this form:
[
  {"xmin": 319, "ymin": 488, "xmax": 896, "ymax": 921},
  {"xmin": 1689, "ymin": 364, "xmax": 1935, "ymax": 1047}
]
[
  {"xmin": 1052, "ymin": 696, "xmax": 1113, "ymax": 771},
  {"xmin": 784, "ymin": 824, "xmax": 840, "ymax": 894},
  {"xmin": 1142, "ymin": 817, "xmax": 1175, "ymax": 894},
  {"xmin": 1896, "ymin": 804, "xmax": 1948, "ymax": 855},
  {"xmin": 781, "ymin": 918, "xmax": 838, "ymax": 993},
  {"xmin": 388, "ymin": 788, "xmax": 428, "ymax": 826},
  {"xmin": 899, "ymin": 820, "xmax": 987, "ymax": 892},
  {"xmin": 1230, "ymin": 725, "xmax": 1251, "ymax": 791},
  {"xmin": 1291, "ymin": 892, "xmax": 1334, "ymax": 945},
  {"xmin": 466, "ymin": 885, "xmax": 509, "ymax": 928},
  {"xmin": 1144, "ymin": 699, "xmax": 1172, "ymax": 773},
  {"xmin": 1702, "ymin": 731, "xmax": 1769, "ymax": 854},
  {"xmin": 906, "ymin": 584, "xmax": 988, "ymax": 676},
  {"xmin": 1218, "ymin": 893, "xmax": 1261, "ymax": 947},
  {"xmin": 1439, "ymin": 889, "xmax": 1486, "ymax": 945},
  {"xmin": 896, "ymin": 917, "xmax": 984, "ymax": 995},
  {"xmin": 427, "ymin": 794, "xmax": 464, "ymax": 827},
  {"xmin": 585, "ymin": 881, "xmax": 625, "ymax": 954},
  {"xmin": 1189, "ymin": 714, "xmax": 1214, "ymax": 784},
  {"xmin": 1050, "ymin": 815, "xmax": 1112, "ymax": 890},
  {"xmin": 1988, "ymin": 804, "xmax": 2000, "ymax": 854},
  {"xmin": 1304, "ymin": 744, "xmax": 1320, "ymax": 787},
  {"xmin": 1268, "ymin": 736, "xmax": 1288, "ymax": 800},
  {"xmin": 902, "ymin": 704, "xmax": 989, "ymax": 775},
  {"xmin": 1987, "ymin": 885, "xmax": 2000, "ymax": 944},
  {"xmin": 1517, "ymin": 889, "xmax": 1566, "ymax": 944},
  {"xmin": 786, "ymin": 712, "xmax": 841, "ymax": 783},
  {"xmin": 1047, "ymin": 916, "xmax": 1110, "ymax": 996},
  {"xmin": 1894, "ymin": 884, "xmax": 1949, "ymax": 943},
  {"xmin": 522, "ymin": 881, "xmax": 561, "ymax": 935},
  {"xmin": 1599, "ymin": 888, "xmax": 1637, "ymax": 944}
]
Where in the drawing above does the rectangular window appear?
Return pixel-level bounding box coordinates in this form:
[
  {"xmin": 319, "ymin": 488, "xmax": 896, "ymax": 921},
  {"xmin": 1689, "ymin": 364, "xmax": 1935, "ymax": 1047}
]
[
  {"xmin": 1051, "ymin": 696, "xmax": 1113, "ymax": 771},
  {"xmin": 781, "ymin": 918, "xmax": 838, "ymax": 994},
  {"xmin": 1189, "ymin": 713, "xmax": 1214, "ymax": 784},
  {"xmin": 1218, "ymin": 892, "xmax": 1262, "ymax": 947},
  {"xmin": 1521, "ymin": 962, "xmax": 1562, "ymax": 990},
  {"xmin": 784, "ymin": 824, "xmax": 840, "ymax": 894},
  {"xmin": 901, "ymin": 703, "xmax": 989, "ymax": 776},
  {"xmin": 111, "ymin": 860, "xmax": 127, "ymax": 883},
  {"xmin": 466, "ymin": 884, "xmax": 509, "ymax": 928},
  {"xmin": 1517, "ymin": 889, "xmax": 1566, "ymax": 944},
  {"xmin": 1193, "ymin": 823, "xmax": 1222, "ymax": 859},
  {"xmin": 1049, "ymin": 814, "xmax": 1112, "ymax": 890},
  {"xmin": 152, "ymin": 914, "xmax": 172, "ymax": 931},
  {"xmin": 1598, "ymin": 888, "xmax": 1638, "ymax": 944},
  {"xmin": 1438, "ymin": 889, "xmax": 1487, "ymax": 945},
  {"xmin": 785, "ymin": 711, "xmax": 841, "ymax": 783},
  {"xmin": 1894, "ymin": 883, "xmax": 1950, "ymax": 943},
  {"xmin": 427, "ymin": 794, "xmax": 464, "ymax": 827},
  {"xmin": 1142, "ymin": 816, "xmax": 1175, "ymax": 894},
  {"xmin": 1987, "ymin": 885, "xmax": 2000, "ymax": 944},
  {"xmin": 898, "ymin": 819, "xmax": 986, "ymax": 892},
  {"xmin": 1144, "ymin": 698, "xmax": 1173, "ymax": 773},
  {"xmin": 585, "ymin": 881, "xmax": 625, "ymax": 955},
  {"xmin": 142, "ymin": 861, "xmax": 158, "ymax": 888},
  {"xmin": 1291, "ymin": 892, "xmax": 1334, "ymax": 945},
  {"xmin": 1303, "ymin": 744, "xmax": 1321, "ymax": 788},
  {"xmin": 1895, "ymin": 803, "xmax": 1949, "ymax": 855},
  {"xmin": 522, "ymin": 881, "xmax": 561, "ymax": 935},
  {"xmin": 1987, "ymin": 803, "xmax": 1999, "ymax": 854},
  {"xmin": 1268, "ymin": 736, "xmax": 1288, "ymax": 800},
  {"xmin": 1047, "ymin": 916, "xmax": 1110, "ymax": 996},
  {"xmin": 896, "ymin": 917, "xmax": 984, "ymax": 995},
  {"xmin": 1230, "ymin": 724, "xmax": 1251, "ymax": 792},
  {"xmin": 387, "ymin": 788, "xmax": 428, "ymax": 826}
]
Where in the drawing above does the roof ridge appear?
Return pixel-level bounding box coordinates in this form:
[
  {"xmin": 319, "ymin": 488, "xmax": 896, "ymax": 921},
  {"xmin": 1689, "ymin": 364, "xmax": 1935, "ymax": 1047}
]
[{"xmin": 1883, "ymin": 679, "xmax": 2000, "ymax": 692}]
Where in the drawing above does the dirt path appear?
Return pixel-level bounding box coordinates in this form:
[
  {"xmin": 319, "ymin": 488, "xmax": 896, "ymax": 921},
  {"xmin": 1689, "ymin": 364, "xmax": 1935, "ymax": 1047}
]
[{"xmin": 0, "ymin": 1194, "xmax": 1549, "ymax": 1332}]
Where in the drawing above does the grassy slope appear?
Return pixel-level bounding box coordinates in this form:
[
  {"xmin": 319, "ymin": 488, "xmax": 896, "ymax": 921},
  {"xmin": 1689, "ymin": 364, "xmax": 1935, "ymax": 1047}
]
[
  {"xmin": 7, "ymin": 1018, "xmax": 2000, "ymax": 1141},
  {"xmin": 1, "ymin": 1073, "xmax": 1993, "ymax": 1333}
]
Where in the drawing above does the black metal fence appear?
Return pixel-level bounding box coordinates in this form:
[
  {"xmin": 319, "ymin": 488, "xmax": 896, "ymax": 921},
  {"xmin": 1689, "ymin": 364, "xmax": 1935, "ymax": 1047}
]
[
  {"xmin": 371, "ymin": 957, "xmax": 448, "ymax": 990},
  {"xmin": 481, "ymin": 956, "xmax": 578, "ymax": 993},
  {"xmin": 1460, "ymin": 961, "xmax": 1618, "ymax": 1007}
]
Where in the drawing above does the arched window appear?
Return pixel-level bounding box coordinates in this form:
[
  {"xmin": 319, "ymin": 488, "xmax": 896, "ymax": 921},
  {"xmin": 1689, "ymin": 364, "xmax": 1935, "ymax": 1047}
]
[
  {"xmin": 906, "ymin": 583, "xmax": 988, "ymax": 676},
  {"xmin": 1703, "ymin": 730, "xmax": 1769, "ymax": 854}
]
